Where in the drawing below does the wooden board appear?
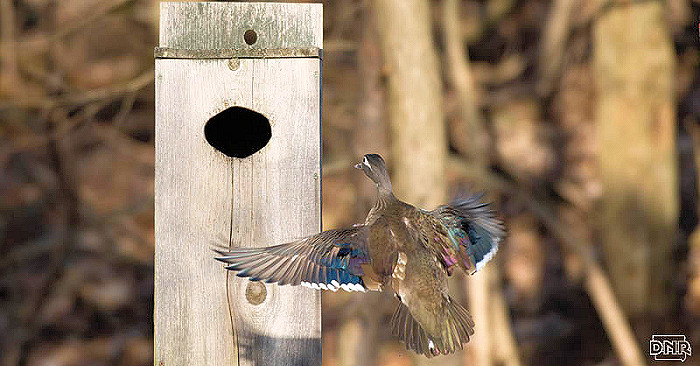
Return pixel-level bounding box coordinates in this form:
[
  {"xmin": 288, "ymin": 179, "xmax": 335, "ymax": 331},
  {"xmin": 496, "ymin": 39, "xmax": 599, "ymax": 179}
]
[
  {"xmin": 155, "ymin": 3, "xmax": 322, "ymax": 365},
  {"xmin": 159, "ymin": 2, "xmax": 322, "ymax": 50}
]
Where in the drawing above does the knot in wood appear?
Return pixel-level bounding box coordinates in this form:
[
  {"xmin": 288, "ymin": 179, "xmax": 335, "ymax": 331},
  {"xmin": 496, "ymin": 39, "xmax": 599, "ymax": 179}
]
[{"xmin": 245, "ymin": 281, "xmax": 267, "ymax": 305}]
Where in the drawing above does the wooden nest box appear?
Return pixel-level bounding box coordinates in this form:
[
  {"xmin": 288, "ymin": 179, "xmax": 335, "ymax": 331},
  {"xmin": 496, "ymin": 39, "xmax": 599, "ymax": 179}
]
[{"xmin": 154, "ymin": 2, "xmax": 323, "ymax": 365}]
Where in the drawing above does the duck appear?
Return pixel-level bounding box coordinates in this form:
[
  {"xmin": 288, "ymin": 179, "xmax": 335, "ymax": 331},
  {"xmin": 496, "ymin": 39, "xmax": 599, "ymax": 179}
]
[{"xmin": 214, "ymin": 153, "xmax": 505, "ymax": 357}]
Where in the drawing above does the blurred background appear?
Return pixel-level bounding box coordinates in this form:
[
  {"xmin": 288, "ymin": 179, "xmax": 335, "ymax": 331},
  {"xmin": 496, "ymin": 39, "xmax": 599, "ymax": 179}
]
[{"xmin": 1, "ymin": 0, "xmax": 699, "ymax": 365}]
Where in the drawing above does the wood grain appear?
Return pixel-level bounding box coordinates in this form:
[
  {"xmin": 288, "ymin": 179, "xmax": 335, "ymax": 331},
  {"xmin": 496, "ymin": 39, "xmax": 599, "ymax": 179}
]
[
  {"xmin": 155, "ymin": 3, "xmax": 322, "ymax": 365},
  {"xmin": 159, "ymin": 2, "xmax": 322, "ymax": 50}
]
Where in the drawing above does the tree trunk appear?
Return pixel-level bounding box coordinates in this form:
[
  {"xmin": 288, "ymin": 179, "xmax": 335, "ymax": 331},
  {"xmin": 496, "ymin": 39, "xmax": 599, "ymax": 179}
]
[
  {"xmin": 594, "ymin": 0, "xmax": 677, "ymax": 319},
  {"xmin": 355, "ymin": 3, "xmax": 388, "ymax": 218},
  {"xmin": 442, "ymin": 1, "xmax": 494, "ymax": 364},
  {"xmin": 442, "ymin": 0, "xmax": 488, "ymax": 165},
  {"xmin": 374, "ymin": 0, "xmax": 452, "ymax": 364},
  {"xmin": 374, "ymin": 0, "xmax": 447, "ymax": 209},
  {"xmin": 344, "ymin": 6, "xmax": 387, "ymax": 366}
]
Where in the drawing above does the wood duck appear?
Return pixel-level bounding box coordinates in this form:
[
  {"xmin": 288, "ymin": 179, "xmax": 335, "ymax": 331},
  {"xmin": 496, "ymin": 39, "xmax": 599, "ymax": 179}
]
[{"xmin": 215, "ymin": 154, "xmax": 504, "ymax": 357}]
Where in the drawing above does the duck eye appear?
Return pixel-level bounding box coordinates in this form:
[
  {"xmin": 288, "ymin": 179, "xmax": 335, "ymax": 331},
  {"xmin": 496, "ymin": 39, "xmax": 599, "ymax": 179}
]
[{"xmin": 363, "ymin": 156, "xmax": 372, "ymax": 170}]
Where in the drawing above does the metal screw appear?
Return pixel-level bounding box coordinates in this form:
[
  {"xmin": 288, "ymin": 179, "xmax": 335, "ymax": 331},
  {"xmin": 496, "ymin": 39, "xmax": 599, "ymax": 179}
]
[{"xmin": 228, "ymin": 58, "xmax": 240, "ymax": 71}]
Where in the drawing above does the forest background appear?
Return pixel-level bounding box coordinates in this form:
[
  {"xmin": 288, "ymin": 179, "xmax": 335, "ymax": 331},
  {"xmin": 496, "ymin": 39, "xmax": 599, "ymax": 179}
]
[{"xmin": 0, "ymin": 0, "xmax": 699, "ymax": 365}]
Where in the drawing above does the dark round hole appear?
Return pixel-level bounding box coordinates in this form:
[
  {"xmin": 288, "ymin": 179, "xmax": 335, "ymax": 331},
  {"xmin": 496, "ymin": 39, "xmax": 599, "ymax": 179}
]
[
  {"xmin": 204, "ymin": 106, "xmax": 271, "ymax": 158},
  {"xmin": 243, "ymin": 29, "xmax": 257, "ymax": 45}
]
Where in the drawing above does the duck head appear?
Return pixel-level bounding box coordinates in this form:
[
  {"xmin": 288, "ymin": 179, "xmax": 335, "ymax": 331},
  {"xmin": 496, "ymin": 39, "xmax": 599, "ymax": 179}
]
[{"xmin": 355, "ymin": 154, "xmax": 393, "ymax": 193}]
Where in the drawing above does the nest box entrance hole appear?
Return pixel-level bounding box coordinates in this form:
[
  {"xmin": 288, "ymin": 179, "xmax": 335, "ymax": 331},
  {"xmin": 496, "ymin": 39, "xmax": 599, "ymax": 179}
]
[{"xmin": 204, "ymin": 106, "xmax": 271, "ymax": 158}]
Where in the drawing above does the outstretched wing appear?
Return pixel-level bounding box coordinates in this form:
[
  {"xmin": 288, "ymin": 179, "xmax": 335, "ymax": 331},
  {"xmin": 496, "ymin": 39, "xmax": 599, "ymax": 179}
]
[
  {"xmin": 214, "ymin": 227, "xmax": 371, "ymax": 292},
  {"xmin": 429, "ymin": 193, "xmax": 505, "ymax": 275}
]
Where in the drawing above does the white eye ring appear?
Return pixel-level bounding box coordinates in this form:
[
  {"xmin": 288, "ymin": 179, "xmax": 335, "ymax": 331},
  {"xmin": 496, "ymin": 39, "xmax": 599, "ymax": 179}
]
[{"xmin": 363, "ymin": 156, "xmax": 372, "ymax": 170}]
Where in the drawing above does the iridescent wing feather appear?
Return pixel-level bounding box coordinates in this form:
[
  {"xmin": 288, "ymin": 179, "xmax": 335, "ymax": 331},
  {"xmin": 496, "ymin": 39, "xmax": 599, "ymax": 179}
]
[
  {"xmin": 429, "ymin": 193, "xmax": 505, "ymax": 275},
  {"xmin": 214, "ymin": 227, "xmax": 371, "ymax": 292}
]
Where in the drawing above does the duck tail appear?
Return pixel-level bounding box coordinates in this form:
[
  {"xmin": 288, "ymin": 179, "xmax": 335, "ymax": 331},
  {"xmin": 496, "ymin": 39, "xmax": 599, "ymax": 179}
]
[{"xmin": 390, "ymin": 296, "xmax": 474, "ymax": 357}]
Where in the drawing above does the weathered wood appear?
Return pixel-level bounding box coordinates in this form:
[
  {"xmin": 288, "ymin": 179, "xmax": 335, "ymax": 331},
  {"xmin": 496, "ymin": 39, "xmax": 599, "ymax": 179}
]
[
  {"xmin": 155, "ymin": 3, "xmax": 322, "ymax": 366},
  {"xmin": 159, "ymin": 2, "xmax": 322, "ymax": 50},
  {"xmin": 154, "ymin": 47, "xmax": 322, "ymax": 59},
  {"xmin": 594, "ymin": 0, "xmax": 677, "ymax": 319}
]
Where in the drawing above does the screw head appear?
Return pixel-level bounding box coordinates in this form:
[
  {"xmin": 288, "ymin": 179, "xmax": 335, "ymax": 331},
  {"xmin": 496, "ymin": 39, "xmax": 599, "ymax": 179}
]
[{"xmin": 228, "ymin": 58, "xmax": 240, "ymax": 71}]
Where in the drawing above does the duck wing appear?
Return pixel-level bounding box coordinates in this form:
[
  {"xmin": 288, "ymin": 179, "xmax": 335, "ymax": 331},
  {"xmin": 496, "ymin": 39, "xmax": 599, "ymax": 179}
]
[
  {"xmin": 214, "ymin": 226, "xmax": 371, "ymax": 292},
  {"xmin": 429, "ymin": 193, "xmax": 505, "ymax": 274}
]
